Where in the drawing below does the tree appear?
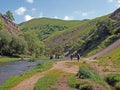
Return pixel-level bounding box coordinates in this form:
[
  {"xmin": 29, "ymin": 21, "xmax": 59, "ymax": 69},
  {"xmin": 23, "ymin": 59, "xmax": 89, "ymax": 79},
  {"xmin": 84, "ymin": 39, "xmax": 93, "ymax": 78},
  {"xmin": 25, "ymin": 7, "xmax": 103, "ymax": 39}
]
[
  {"xmin": 24, "ymin": 31, "xmax": 45, "ymax": 57},
  {"xmin": 0, "ymin": 30, "xmax": 12, "ymax": 56},
  {"xmin": 53, "ymin": 45, "xmax": 64, "ymax": 58},
  {"xmin": 9, "ymin": 36, "xmax": 28, "ymax": 55},
  {"xmin": 4, "ymin": 10, "xmax": 14, "ymax": 21}
]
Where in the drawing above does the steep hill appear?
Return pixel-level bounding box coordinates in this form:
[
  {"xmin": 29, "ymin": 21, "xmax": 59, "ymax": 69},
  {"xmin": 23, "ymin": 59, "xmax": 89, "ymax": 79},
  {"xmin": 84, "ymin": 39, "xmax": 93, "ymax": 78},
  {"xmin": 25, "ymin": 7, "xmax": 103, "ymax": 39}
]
[
  {"xmin": 20, "ymin": 8, "xmax": 120, "ymax": 57},
  {"xmin": 88, "ymin": 38, "xmax": 120, "ymax": 59},
  {"xmin": 20, "ymin": 18, "xmax": 84, "ymax": 40},
  {"xmin": 0, "ymin": 13, "xmax": 21, "ymax": 35}
]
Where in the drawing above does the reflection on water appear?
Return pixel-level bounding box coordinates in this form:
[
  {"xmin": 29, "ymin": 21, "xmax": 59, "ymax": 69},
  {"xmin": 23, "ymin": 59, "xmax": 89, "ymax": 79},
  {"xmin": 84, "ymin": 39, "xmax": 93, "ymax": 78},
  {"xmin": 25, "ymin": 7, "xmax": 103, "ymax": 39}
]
[{"xmin": 0, "ymin": 59, "xmax": 48, "ymax": 85}]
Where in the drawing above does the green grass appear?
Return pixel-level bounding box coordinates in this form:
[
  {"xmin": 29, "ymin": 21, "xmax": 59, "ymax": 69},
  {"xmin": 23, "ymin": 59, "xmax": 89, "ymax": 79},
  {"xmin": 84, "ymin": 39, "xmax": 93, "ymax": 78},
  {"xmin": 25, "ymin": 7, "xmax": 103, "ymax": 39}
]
[
  {"xmin": 68, "ymin": 75, "xmax": 93, "ymax": 90},
  {"xmin": 105, "ymin": 73, "xmax": 120, "ymax": 90},
  {"xmin": 34, "ymin": 70, "xmax": 62, "ymax": 90},
  {"xmin": 77, "ymin": 66, "xmax": 110, "ymax": 90},
  {"xmin": 0, "ymin": 57, "xmax": 20, "ymax": 63},
  {"xmin": 98, "ymin": 46, "xmax": 120, "ymax": 67},
  {"xmin": 0, "ymin": 61, "xmax": 55, "ymax": 90},
  {"xmin": 86, "ymin": 35, "xmax": 119, "ymax": 57}
]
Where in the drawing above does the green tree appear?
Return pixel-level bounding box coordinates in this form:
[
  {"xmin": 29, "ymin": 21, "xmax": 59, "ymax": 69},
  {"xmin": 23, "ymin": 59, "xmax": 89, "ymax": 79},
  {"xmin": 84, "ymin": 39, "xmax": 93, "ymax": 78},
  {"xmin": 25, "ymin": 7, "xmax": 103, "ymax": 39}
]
[
  {"xmin": 9, "ymin": 36, "xmax": 28, "ymax": 55},
  {"xmin": 24, "ymin": 31, "xmax": 45, "ymax": 57},
  {"xmin": 53, "ymin": 45, "xmax": 64, "ymax": 58},
  {"xmin": 0, "ymin": 30, "xmax": 12, "ymax": 56},
  {"xmin": 4, "ymin": 10, "xmax": 14, "ymax": 21}
]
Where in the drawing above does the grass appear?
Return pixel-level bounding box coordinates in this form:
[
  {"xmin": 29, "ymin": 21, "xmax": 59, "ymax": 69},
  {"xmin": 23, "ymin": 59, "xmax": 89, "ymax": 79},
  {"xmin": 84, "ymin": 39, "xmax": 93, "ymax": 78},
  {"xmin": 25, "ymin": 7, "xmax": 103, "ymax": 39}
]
[
  {"xmin": 0, "ymin": 57, "xmax": 20, "ymax": 63},
  {"xmin": 105, "ymin": 73, "xmax": 120, "ymax": 90},
  {"xmin": 34, "ymin": 70, "xmax": 62, "ymax": 90},
  {"xmin": 77, "ymin": 65, "xmax": 110, "ymax": 90},
  {"xmin": 98, "ymin": 46, "xmax": 120, "ymax": 67},
  {"xmin": 68, "ymin": 76, "xmax": 93, "ymax": 90},
  {"xmin": 0, "ymin": 61, "xmax": 55, "ymax": 90}
]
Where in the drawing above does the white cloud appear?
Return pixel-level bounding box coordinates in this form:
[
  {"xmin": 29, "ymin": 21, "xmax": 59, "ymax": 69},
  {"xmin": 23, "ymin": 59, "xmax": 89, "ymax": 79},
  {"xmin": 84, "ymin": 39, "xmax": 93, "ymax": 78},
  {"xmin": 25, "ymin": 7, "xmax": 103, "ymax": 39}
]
[
  {"xmin": 24, "ymin": 15, "xmax": 33, "ymax": 21},
  {"xmin": 64, "ymin": 16, "xmax": 73, "ymax": 20},
  {"xmin": 15, "ymin": 7, "xmax": 26, "ymax": 15},
  {"xmin": 81, "ymin": 12, "xmax": 88, "ymax": 17},
  {"xmin": 116, "ymin": 0, "xmax": 120, "ymax": 7},
  {"xmin": 107, "ymin": 0, "xmax": 113, "ymax": 3},
  {"xmin": 54, "ymin": 16, "xmax": 58, "ymax": 19},
  {"xmin": 26, "ymin": 0, "xmax": 34, "ymax": 3},
  {"xmin": 117, "ymin": 0, "xmax": 120, "ymax": 3}
]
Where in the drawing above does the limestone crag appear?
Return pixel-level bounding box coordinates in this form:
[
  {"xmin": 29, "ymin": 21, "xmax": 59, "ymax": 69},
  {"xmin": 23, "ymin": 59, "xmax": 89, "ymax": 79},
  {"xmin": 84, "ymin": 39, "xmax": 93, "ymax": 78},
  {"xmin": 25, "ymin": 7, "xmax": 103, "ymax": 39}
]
[{"xmin": 0, "ymin": 13, "xmax": 21, "ymax": 35}]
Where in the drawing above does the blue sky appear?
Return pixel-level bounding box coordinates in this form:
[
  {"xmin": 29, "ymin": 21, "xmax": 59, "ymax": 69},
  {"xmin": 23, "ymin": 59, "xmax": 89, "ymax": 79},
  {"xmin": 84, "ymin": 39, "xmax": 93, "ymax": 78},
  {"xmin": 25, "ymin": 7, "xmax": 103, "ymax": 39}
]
[{"xmin": 0, "ymin": 0, "xmax": 120, "ymax": 24}]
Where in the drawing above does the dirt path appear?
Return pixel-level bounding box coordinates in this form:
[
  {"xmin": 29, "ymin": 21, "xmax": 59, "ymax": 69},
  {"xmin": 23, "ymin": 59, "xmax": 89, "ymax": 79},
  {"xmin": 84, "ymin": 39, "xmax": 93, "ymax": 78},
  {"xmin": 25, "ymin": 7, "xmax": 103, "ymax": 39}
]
[
  {"xmin": 12, "ymin": 61, "xmax": 79, "ymax": 90},
  {"xmin": 89, "ymin": 38, "xmax": 120, "ymax": 59}
]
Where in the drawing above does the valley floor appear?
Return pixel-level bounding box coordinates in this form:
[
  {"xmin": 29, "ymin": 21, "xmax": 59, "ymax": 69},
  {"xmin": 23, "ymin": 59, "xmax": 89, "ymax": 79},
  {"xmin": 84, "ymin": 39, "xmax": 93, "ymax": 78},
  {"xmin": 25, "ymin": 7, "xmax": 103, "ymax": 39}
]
[{"xmin": 11, "ymin": 58, "xmax": 120, "ymax": 90}]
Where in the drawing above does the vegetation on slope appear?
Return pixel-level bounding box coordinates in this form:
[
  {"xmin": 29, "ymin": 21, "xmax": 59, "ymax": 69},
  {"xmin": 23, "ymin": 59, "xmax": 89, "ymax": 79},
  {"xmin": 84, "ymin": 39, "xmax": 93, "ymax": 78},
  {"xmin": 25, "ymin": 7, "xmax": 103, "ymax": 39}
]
[
  {"xmin": 20, "ymin": 18, "xmax": 84, "ymax": 40},
  {"xmin": 98, "ymin": 46, "xmax": 120, "ymax": 67},
  {"xmin": 19, "ymin": 8, "xmax": 120, "ymax": 57}
]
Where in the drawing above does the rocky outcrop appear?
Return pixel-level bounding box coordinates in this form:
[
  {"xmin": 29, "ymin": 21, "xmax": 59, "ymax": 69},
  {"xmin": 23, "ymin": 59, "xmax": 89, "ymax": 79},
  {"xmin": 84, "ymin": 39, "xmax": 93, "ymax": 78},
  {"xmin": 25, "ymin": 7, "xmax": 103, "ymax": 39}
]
[
  {"xmin": 110, "ymin": 8, "xmax": 120, "ymax": 21},
  {"xmin": 0, "ymin": 13, "xmax": 21, "ymax": 35}
]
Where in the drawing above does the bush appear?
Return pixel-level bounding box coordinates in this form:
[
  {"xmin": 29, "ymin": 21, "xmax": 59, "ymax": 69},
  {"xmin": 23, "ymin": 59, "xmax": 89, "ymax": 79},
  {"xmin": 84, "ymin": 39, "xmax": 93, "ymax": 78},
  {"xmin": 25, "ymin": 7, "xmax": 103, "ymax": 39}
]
[
  {"xmin": 79, "ymin": 82, "xmax": 93, "ymax": 90},
  {"xmin": 116, "ymin": 82, "xmax": 120, "ymax": 90},
  {"xmin": 68, "ymin": 76, "xmax": 93, "ymax": 90},
  {"xmin": 77, "ymin": 67, "xmax": 91, "ymax": 79},
  {"xmin": 105, "ymin": 74, "xmax": 120, "ymax": 86},
  {"xmin": 29, "ymin": 55, "xmax": 35, "ymax": 62},
  {"xmin": 102, "ymin": 35, "xmax": 118, "ymax": 47},
  {"xmin": 77, "ymin": 66, "xmax": 110, "ymax": 90}
]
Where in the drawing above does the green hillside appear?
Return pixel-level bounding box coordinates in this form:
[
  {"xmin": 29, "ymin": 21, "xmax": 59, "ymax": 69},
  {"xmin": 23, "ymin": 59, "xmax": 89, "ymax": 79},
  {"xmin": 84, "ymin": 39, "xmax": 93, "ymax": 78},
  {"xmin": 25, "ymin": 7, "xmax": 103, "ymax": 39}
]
[
  {"xmin": 20, "ymin": 8, "xmax": 120, "ymax": 57},
  {"xmin": 98, "ymin": 46, "xmax": 120, "ymax": 67},
  {"xmin": 20, "ymin": 18, "xmax": 86, "ymax": 40}
]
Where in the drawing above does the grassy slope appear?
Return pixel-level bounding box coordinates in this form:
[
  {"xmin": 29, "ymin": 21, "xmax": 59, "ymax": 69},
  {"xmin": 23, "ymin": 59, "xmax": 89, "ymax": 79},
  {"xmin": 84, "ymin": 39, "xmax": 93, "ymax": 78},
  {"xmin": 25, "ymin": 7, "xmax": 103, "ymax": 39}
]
[
  {"xmin": 20, "ymin": 17, "xmax": 90, "ymax": 47},
  {"xmin": 20, "ymin": 18, "xmax": 84, "ymax": 40},
  {"xmin": 20, "ymin": 15, "xmax": 119, "ymax": 57},
  {"xmin": 98, "ymin": 46, "xmax": 120, "ymax": 67}
]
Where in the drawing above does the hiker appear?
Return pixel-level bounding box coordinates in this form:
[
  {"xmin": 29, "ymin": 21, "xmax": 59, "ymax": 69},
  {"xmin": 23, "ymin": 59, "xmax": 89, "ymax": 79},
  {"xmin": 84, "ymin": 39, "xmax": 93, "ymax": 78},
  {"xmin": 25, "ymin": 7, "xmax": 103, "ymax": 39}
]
[
  {"xmin": 70, "ymin": 54, "xmax": 74, "ymax": 60},
  {"xmin": 50, "ymin": 55, "xmax": 53, "ymax": 60},
  {"xmin": 77, "ymin": 53, "xmax": 80, "ymax": 62}
]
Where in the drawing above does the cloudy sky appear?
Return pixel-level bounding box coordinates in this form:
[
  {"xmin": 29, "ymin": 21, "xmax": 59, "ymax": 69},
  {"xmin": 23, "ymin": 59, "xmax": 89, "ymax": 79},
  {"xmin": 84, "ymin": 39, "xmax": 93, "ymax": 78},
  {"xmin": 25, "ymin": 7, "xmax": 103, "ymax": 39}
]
[{"xmin": 0, "ymin": 0, "xmax": 120, "ymax": 23}]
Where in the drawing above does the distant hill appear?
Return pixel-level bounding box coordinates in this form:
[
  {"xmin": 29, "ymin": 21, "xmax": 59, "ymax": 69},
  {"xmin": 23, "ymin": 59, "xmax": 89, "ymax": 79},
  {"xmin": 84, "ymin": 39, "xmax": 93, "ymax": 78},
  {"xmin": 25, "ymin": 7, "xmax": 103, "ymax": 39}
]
[
  {"xmin": 20, "ymin": 8, "xmax": 120, "ymax": 57},
  {"xmin": 19, "ymin": 18, "xmax": 85, "ymax": 40},
  {"xmin": 0, "ymin": 13, "xmax": 21, "ymax": 35}
]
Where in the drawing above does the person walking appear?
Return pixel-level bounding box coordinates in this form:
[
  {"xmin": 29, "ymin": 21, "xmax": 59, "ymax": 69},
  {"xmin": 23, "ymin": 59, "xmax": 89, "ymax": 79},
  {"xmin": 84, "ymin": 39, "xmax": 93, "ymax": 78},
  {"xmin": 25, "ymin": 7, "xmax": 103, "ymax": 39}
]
[
  {"xmin": 70, "ymin": 54, "xmax": 74, "ymax": 61},
  {"xmin": 77, "ymin": 53, "xmax": 80, "ymax": 62}
]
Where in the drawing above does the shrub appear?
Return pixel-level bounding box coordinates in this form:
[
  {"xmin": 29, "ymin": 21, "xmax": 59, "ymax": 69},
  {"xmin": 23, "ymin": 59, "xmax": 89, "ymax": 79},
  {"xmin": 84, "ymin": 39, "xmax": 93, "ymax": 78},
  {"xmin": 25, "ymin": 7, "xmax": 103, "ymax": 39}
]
[
  {"xmin": 105, "ymin": 74, "xmax": 120, "ymax": 86},
  {"xmin": 29, "ymin": 57, "xmax": 35, "ymax": 62},
  {"xmin": 116, "ymin": 82, "xmax": 120, "ymax": 90},
  {"xmin": 79, "ymin": 82, "xmax": 93, "ymax": 90},
  {"xmin": 77, "ymin": 66, "xmax": 110, "ymax": 90},
  {"xmin": 77, "ymin": 67, "xmax": 91, "ymax": 79},
  {"xmin": 68, "ymin": 76, "xmax": 93, "ymax": 90}
]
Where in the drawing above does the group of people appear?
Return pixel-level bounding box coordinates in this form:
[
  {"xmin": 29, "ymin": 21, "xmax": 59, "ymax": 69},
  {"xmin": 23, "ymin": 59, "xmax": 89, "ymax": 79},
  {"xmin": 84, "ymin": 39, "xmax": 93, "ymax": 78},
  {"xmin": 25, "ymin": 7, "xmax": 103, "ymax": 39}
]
[{"xmin": 70, "ymin": 53, "xmax": 80, "ymax": 62}]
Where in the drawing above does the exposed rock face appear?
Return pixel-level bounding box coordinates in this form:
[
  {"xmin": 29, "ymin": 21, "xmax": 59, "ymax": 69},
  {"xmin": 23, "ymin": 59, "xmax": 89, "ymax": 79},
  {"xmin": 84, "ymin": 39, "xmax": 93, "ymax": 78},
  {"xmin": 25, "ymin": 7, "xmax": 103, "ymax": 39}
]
[
  {"xmin": 110, "ymin": 8, "xmax": 120, "ymax": 21},
  {"xmin": 0, "ymin": 13, "xmax": 21, "ymax": 35}
]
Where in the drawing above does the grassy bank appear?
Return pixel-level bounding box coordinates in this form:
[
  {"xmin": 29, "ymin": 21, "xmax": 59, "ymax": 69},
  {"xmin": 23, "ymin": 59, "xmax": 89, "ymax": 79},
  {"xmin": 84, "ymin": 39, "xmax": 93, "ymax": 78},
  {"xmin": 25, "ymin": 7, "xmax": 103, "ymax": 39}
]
[
  {"xmin": 0, "ymin": 61, "xmax": 55, "ymax": 90},
  {"xmin": 34, "ymin": 70, "xmax": 62, "ymax": 90},
  {"xmin": 98, "ymin": 46, "xmax": 120, "ymax": 67},
  {"xmin": 0, "ymin": 57, "xmax": 20, "ymax": 63}
]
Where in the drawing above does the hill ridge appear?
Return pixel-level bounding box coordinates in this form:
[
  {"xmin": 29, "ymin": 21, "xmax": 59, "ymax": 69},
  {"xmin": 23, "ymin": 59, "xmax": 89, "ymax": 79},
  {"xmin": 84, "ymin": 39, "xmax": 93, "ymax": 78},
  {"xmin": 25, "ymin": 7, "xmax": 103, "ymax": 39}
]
[{"xmin": 0, "ymin": 13, "xmax": 21, "ymax": 35}]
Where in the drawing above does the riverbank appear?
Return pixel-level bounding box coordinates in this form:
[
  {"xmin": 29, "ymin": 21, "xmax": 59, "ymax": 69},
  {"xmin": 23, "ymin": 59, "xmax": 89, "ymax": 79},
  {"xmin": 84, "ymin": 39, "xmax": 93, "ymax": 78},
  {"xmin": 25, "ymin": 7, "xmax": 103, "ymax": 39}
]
[
  {"xmin": 0, "ymin": 57, "xmax": 20, "ymax": 63},
  {"xmin": 0, "ymin": 60, "xmax": 55, "ymax": 90}
]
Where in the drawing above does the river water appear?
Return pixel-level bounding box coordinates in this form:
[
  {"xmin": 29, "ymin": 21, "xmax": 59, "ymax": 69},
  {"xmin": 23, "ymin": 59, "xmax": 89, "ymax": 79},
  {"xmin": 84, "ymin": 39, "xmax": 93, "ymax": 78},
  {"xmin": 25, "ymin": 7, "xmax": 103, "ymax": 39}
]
[{"xmin": 0, "ymin": 59, "xmax": 48, "ymax": 85}]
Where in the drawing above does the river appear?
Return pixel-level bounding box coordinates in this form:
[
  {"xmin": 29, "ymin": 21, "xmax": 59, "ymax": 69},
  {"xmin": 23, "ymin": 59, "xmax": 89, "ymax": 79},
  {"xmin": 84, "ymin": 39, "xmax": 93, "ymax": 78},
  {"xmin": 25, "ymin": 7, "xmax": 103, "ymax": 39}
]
[{"xmin": 0, "ymin": 59, "xmax": 48, "ymax": 85}]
